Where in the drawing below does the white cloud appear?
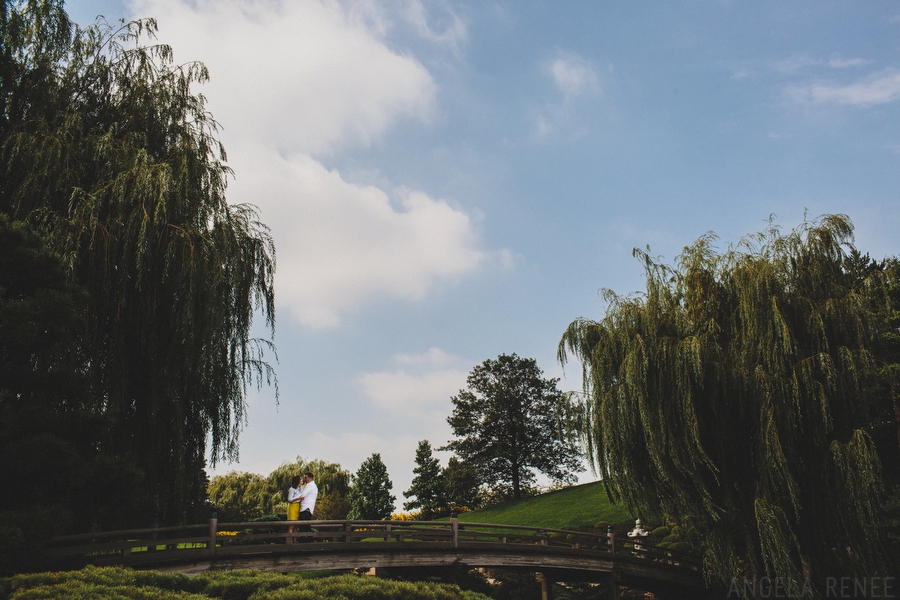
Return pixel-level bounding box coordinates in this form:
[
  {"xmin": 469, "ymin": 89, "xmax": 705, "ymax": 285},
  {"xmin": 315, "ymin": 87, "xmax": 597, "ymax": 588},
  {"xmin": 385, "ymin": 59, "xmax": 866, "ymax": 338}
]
[
  {"xmin": 394, "ymin": 347, "xmax": 460, "ymax": 367},
  {"xmin": 230, "ymin": 148, "xmax": 485, "ymax": 328},
  {"xmin": 129, "ymin": 0, "xmax": 493, "ymax": 327},
  {"xmin": 772, "ymin": 56, "xmax": 868, "ymax": 73},
  {"xmin": 399, "ymin": 0, "xmax": 467, "ymax": 52},
  {"xmin": 547, "ymin": 52, "xmax": 600, "ymax": 98},
  {"xmin": 131, "ymin": 0, "xmax": 436, "ymax": 156},
  {"xmin": 730, "ymin": 67, "xmax": 751, "ymax": 81},
  {"xmin": 358, "ymin": 348, "xmax": 469, "ymax": 416},
  {"xmin": 771, "ymin": 56, "xmax": 820, "ymax": 74},
  {"xmin": 338, "ymin": 0, "xmax": 467, "ymax": 51},
  {"xmin": 786, "ymin": 68, "xmax": 900, "ymax": 107},
  {"xmin": 532, "ymin": 51, "xmax": 601, "ymax": 139},
  {"xmin": 828, "ymin": 58, "xmax": 868, "ymax": 69}
]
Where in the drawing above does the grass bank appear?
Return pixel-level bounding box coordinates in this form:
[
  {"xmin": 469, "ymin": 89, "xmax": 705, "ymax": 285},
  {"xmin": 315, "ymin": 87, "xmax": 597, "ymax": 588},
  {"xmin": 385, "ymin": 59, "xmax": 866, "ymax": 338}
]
[{"xmin": 454, "ymin": 481, "xmax": 633, "ymax": 531}]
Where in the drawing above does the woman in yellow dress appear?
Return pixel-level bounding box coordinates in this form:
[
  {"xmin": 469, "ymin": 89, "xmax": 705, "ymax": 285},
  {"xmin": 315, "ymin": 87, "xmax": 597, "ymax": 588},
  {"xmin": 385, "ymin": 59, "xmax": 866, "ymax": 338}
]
[{"xmin": 287, "ymin": 475, "xmax": 302, "ymax": 541}]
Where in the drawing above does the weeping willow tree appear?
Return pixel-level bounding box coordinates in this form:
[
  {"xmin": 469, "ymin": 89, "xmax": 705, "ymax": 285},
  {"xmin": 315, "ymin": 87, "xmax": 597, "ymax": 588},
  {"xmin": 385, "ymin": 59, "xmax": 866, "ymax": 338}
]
[
  {"xmin": 559, "ymin": 215, "xmax": 898, "ymax": 589},
  {"xmin": 1, "ymin": 1, "xmax": 276, "ymax": 524}
]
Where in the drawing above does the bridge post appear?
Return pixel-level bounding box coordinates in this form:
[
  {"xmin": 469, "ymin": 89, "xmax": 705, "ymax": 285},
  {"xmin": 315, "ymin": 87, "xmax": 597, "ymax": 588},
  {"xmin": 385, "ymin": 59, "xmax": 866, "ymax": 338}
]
[
  {"xmin": 607, "ymin": 526, "xmax": 615, "ymax": 555},
  {"xmin": 208, "ymin": 512, "xmax": 218, "ymax": 555},
  {"xmin": 451, "ymin": 513, "xmax": 458, "ymax": 548},
  {"xmin": 148, "ymin": 517, "xmax": 158, "ymax": 553}
]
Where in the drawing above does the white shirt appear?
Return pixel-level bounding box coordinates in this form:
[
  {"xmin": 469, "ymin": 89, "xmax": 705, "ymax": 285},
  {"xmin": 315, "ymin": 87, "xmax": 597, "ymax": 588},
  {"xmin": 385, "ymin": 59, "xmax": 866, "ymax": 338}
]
[{"xmin": 300, "ymin": 480, "xmax": 318, "ymax": 514}]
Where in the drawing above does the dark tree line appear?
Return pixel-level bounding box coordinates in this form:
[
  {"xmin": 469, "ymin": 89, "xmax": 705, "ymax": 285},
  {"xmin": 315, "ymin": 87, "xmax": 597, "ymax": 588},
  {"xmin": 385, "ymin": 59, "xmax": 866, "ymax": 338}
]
[{"xmin": 1, "ymin": 0, "xmax": 276, "ymax": 566}]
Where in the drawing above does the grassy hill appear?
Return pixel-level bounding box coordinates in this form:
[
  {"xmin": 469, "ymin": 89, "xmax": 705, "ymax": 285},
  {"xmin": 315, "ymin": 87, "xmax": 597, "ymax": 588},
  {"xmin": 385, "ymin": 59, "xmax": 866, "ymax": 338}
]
[{"xmin": 454, "ymin": 481, "xmax": 633, "ymax": 531}]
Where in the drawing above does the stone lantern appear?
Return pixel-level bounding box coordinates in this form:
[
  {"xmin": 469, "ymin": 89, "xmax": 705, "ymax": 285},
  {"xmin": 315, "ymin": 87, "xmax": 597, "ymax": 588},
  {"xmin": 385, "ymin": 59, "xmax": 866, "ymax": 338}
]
[{"xmin": 627, "ymin": 519, "xmax": 651, "ymax": 556}]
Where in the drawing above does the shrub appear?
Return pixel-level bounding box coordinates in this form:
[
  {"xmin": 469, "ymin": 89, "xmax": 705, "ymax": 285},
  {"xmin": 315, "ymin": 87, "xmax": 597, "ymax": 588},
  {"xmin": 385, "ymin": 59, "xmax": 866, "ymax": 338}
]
[
  {"xmin": 0, "ymin": 566, "xmax": 206, "ymax": 599},
  {"xmin": 260, "ymin": 574, "xmax": 490, "ymax": 599},
  {"xmin": 197, "ymin": 570, "xmax": 297, "ymax": 600}
]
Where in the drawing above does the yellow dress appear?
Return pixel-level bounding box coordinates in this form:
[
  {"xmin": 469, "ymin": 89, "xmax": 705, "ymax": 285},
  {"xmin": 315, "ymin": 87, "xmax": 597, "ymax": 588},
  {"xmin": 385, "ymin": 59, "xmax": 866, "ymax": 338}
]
[{"xmin": 288, "ymin": 486, "xmax": 301, "ymax": 520}]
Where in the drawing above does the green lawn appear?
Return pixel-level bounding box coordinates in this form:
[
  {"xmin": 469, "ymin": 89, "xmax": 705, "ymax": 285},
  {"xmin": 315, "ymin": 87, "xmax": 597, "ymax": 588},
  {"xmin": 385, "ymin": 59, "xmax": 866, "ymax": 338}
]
[{"xmin": 453, "ymin": 481, "xmax": 633, "ymax": 531}]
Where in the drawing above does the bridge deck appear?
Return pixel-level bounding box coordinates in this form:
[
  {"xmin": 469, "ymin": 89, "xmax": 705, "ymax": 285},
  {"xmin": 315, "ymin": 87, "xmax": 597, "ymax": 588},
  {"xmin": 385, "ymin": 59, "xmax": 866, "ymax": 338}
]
[{"xmin": 47, "ymin": 519, "xmax": 715, "ymax": 599}]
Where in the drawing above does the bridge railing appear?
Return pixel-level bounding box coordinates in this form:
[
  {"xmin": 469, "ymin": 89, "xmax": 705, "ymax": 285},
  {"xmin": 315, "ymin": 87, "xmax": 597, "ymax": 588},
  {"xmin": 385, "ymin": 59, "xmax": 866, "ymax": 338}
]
[{"xmin": 46, "ymin": 518, "xmax": 700, "ymax": 571}]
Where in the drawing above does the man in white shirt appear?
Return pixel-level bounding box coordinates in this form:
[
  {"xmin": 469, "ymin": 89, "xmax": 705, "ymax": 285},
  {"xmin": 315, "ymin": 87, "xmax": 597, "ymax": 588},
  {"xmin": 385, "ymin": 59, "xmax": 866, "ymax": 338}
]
[{"xmin": 297, "ymin": 471, "xmax": 318, "ymax": 541}]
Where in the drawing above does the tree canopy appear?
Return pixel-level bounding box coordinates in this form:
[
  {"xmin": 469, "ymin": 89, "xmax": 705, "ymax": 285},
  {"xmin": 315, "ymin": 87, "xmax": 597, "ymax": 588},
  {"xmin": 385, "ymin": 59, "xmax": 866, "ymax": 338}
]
[
  {"xmin": 348, "ymin": 453, "xmax": 395, "ymax": 520},
  {"xmin": 207, "ymin": 457, "xmax": 352, "ymax": 522},
  {"xmin": 442, "ymin": 354, "xmax": 583, "ymax": 501},
  {"xmin": 1, "ymin": 0, "xmax": 276, "ymax": 525},
  {"xmin": 558, "ymin": 215, "xmax": 899, "ymax": 589},
  {"xmin": 442, "ymin": 456, "xmax": 483, "ymax": 510}
]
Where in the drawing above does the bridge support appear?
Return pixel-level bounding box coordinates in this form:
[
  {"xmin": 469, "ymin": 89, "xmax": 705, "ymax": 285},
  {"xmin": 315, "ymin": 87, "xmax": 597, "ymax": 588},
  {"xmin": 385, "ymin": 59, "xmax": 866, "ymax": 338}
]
[
  {"xmin": 536, "ymin": 572, "xmax": 549, "ymax": 600},
  {"xmin": 604, "ymin": 572, "xmax": 620, "ymax": 600}
]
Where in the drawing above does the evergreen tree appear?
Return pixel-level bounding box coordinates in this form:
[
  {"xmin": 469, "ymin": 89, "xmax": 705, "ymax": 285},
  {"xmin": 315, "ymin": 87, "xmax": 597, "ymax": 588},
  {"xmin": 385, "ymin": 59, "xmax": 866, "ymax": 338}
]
[
  {"xmin": 558, "ymin": 215, "xmax": 899, "ymax": 589},
  {"xmin": 442, "ymin": 354, "xmax": 583, "ymax": 500},
  {"xmin": 348, "ymin": 453, "xmax": 395, "ymax": 520},
  {"xmin": 1, "ymin": 2, "xmax": 276, "ymax": 524},
  {"xmin": 403, "ymin": 440, "xmax": 447, "ymax": 519},
  {"xmin": 442, "ymin": 457, "xmax": 482, "ymax": 510}
]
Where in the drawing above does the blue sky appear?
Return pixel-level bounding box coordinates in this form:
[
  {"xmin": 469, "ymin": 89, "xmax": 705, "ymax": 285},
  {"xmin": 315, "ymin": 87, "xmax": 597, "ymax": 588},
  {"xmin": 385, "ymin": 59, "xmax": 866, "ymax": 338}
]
[{"xmin": 69, "ymin": 0, "xmax": 900, "ymax": 506}]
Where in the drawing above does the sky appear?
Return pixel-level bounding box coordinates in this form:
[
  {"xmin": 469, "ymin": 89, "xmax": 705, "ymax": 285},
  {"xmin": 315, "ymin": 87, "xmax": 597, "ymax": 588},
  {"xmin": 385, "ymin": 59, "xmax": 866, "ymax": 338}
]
[{"xmin": 68, "ymin": 0, "xmax": 900, "ymax": 508}]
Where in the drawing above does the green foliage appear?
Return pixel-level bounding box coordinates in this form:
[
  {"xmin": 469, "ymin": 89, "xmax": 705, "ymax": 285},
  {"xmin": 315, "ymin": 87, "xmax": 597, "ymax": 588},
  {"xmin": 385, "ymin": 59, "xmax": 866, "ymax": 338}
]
[
  {"xmin": 442, "ymin": 457, "xmax": 482, "ymax": 510},
  {"xmin": 0, "ymin": 566, "xmax": 207, "ymax": 599},
  {"xmin": 348, "ymin": 453, "xmax": 395, "ymax": 520},
  {"xmin": 208, "ymin": 458, "xmax": 352, "ymax": 522},
  {"xmin": 0, "ymin": 215, "xmax": 148, "ymax": 572},
  {"xmin": 442, "ymin": 354, "xmax": 583, "ymax": 501},
  {"xmin": 1, "ymin": 1, "xmax": 277, "ymax": 526},
  {"xmin": 259, "ymin": 575, "xmax": 490, "ymax": 600},
  {"xmin": 268, "ymin": 458, "xmax": 351, "ymax": 520},
  {"xmin": 197, "ymin": 570, "xmax": 296, "ymax": 600},
  {"xmin": 208, "ymin": 472, "xmax": 274, "ymax": 523},
  {"xmin": 558, "ymin": 214, "xmax": 899, "ymax": 585},
  {"xmin": 475, "ymin": 570, "xmax": 542, "ymax": 600},
  {"xmin": 403, "ymin": 440, "xmax": 447, "ymax": 519},
  {"xmin": 0, "ymin": 567, "xmax": 492, "ymax": 600}
]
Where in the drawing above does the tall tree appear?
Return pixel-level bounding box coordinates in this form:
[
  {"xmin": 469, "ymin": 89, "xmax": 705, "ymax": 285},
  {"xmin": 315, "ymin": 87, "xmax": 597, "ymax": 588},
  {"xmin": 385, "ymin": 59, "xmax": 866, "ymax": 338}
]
[
  {"xmin": 403, "ymin": 440, "xmax": 447, "ymax": 519},
  {"xmin": 558, "ymin": 215, "xmax": 898, "ymax": 590},
  {"xmin": 1, "ymin": 2, "xmax": 276, "ymax": 524},
  {"xmin": 442, "ymin": 456, "xmax": 482, "ymax": 510},
  {"xmin": 442, "ymin": 354, "xmax": 583, "ymax": 501},
  {"xmin": 348, "ymin": 453, "xmax": 395, "ymax": 520}
]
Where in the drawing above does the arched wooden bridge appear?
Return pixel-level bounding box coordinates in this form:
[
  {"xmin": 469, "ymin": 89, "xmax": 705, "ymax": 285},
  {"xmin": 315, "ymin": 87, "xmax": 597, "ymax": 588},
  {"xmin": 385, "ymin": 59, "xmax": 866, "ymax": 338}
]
[{"xmin": 47, "ymin": 518, "xmax": 718, "ymax": 599}]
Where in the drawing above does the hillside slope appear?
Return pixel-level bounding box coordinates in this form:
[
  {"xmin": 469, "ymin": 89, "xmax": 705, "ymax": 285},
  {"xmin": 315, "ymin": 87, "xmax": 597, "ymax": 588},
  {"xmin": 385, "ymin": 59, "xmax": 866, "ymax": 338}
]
[{"xmin": 455, "ymin": 481, "xmax": 632, "ymax": 530}]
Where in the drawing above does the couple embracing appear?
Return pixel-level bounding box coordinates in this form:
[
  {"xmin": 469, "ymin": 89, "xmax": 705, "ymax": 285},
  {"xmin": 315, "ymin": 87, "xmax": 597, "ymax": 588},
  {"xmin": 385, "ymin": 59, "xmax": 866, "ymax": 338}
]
[{"xmin": 288, "ymin": 472, "xmax": 318, "ymax": 541}]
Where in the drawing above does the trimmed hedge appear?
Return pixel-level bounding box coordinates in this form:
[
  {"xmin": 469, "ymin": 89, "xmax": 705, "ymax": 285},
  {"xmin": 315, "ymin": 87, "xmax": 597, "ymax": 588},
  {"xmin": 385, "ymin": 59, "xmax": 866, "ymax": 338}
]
[{"xmin": 1, "ymin": 566, "xmax": 492, "ymax": 600}]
